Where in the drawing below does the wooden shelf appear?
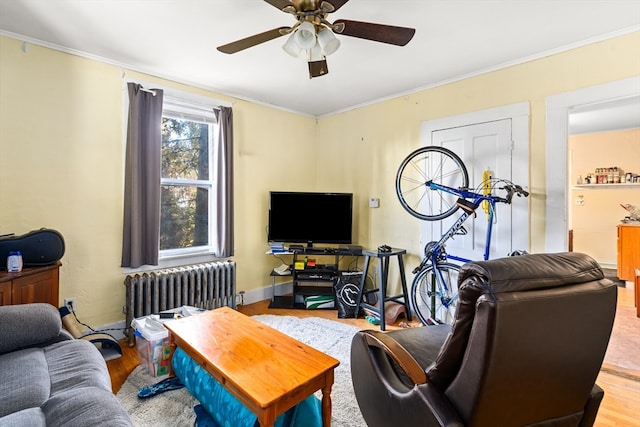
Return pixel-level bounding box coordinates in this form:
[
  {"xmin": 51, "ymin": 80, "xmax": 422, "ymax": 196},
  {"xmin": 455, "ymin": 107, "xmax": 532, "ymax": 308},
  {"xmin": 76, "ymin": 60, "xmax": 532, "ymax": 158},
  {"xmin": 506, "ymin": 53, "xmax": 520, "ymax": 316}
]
[
  {"xmin": 0, "ymin": 262, "xmax": 60, "ymax": 306},
  {"xmin": 573, "ymin": 184, "xmax": 640, "ymax": 189}
]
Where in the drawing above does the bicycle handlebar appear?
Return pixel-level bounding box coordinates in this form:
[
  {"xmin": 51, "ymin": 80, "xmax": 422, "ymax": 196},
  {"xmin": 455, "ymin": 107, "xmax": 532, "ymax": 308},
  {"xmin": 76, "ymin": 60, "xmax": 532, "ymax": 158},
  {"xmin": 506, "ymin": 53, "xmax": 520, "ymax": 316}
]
[{"xmin": 502, "ymin": 184, "xmax": 529, "ymax": 203}]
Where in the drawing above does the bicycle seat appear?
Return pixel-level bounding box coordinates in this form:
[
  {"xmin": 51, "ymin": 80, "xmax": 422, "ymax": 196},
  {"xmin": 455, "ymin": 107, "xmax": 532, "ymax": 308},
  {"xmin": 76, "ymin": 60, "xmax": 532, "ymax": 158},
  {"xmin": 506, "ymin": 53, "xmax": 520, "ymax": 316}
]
[{"xmin": 456, "ymin": 198, "xmax": 480, "ymax": 213}]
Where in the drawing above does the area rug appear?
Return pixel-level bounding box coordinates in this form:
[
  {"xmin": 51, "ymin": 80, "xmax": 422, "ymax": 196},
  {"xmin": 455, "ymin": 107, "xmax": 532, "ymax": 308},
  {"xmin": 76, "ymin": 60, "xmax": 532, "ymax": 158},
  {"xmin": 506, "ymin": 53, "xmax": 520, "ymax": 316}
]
[{"xmin": 116, "ymin": 315, "xmax": 366, "ymax": 427}]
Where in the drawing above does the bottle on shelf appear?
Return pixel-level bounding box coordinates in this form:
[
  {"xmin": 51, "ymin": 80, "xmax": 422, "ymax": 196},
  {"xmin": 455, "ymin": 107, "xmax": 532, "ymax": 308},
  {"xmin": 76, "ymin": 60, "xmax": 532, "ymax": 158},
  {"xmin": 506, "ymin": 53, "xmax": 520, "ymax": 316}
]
[{"xmin": 7, "ymin": 251, "xmax": 23, "ymax": 272}]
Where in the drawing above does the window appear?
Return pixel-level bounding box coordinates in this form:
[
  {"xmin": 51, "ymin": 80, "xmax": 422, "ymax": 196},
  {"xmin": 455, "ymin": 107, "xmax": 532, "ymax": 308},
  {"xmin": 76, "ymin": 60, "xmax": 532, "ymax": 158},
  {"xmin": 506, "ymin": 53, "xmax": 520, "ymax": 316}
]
[
  {"xmin": 160, "ymin": 98, "xmax": 218, "ymax": 258},
  {"xmin": 122, "ymin": 82, "xmax": 233, "ymax": 270}
]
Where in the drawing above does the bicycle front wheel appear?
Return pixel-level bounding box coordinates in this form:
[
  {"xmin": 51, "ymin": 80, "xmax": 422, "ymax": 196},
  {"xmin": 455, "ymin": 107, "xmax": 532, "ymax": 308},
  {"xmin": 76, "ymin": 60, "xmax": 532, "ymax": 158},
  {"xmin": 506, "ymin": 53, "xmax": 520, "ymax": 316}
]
[
  {"xmin": 411, "ymin": 263, "xmax": 461, "ymax": 325},
  {"xmin": 396, "ymin": 146, "xmax": 469, "ymax": 221}
]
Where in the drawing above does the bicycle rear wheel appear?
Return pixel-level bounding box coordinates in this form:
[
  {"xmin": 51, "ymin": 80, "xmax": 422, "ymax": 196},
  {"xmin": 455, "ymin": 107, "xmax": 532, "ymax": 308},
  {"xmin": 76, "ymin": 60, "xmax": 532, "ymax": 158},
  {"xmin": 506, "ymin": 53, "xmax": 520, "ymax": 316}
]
[
  {"xmin": 411, "ymin": 263, "xmax": 461, "ymax": 325},
  {"xmin": 396, "ymin": 146, "xmax": 469, "ymax": 221}
]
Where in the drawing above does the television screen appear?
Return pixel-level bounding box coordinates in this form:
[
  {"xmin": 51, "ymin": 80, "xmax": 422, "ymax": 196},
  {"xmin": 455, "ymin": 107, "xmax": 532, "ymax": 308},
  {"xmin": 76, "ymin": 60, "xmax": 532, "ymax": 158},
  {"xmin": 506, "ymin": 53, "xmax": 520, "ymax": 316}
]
[{"xmin": 268, "ymin": 191, "xmax": 353, "ymax": 245}]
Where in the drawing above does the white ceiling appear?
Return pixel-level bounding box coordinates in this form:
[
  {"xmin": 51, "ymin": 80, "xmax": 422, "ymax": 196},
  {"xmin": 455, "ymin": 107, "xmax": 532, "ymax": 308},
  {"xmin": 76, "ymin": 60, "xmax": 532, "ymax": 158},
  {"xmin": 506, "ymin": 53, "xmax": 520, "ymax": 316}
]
[{"xmin": 1, "ymin": 0, "xmax": 639, "ymax": 118}]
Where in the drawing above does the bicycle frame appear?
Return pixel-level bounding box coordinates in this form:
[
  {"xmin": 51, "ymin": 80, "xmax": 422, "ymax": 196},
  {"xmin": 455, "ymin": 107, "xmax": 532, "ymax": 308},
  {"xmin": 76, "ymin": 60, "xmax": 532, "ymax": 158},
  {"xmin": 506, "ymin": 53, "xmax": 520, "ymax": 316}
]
[
  {"xmin": 425, "ymin": 180, "xmax": 507, "ymax": 264},
  {"xmin": 415, "ymin": 181, "xmax": 508, "ymax": 322}
]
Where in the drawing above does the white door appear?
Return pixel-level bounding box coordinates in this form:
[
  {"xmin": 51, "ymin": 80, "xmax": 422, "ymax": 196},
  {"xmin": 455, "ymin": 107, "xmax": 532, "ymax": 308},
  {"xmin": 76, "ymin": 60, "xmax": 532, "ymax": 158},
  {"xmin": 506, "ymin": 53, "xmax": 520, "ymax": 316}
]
[{"xmin": 420, "ymin": 119, "xmax": 526, "ymax": 262}]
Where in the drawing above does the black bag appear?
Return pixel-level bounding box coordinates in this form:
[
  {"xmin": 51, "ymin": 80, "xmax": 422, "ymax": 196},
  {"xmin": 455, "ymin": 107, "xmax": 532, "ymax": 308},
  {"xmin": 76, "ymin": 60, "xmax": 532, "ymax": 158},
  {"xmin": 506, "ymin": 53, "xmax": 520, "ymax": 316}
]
[
  {"xmin": 0, "ymin": 228, "xmax": 65, "ymax": 270},
  {"xmin": 334, "ymin": 272, "xmax": 365, "ymax": 318}
]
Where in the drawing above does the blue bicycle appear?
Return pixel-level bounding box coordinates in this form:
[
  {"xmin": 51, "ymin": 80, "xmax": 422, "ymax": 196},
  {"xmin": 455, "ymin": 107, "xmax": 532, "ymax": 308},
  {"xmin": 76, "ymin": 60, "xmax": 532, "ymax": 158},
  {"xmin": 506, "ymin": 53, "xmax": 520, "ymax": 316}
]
[{"xmin": 395, "ymin": 146, "xmax": 529, "ymax": 325}]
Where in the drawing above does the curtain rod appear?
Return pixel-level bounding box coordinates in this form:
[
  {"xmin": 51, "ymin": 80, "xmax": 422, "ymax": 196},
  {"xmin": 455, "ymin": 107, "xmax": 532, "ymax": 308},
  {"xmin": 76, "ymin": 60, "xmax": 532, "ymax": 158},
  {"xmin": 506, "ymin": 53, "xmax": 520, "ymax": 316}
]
[{"xmin": 139, "ymin": 87, "xmax": 157, "ymax": 96}]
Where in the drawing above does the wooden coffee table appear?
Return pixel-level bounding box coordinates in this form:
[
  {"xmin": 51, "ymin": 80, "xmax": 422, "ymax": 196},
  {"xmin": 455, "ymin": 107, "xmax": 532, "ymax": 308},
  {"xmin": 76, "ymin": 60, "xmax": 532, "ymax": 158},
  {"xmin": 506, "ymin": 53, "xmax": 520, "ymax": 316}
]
[{"xmin": 163, "ymin": 306, "xmax": 339, "ymax": 427}]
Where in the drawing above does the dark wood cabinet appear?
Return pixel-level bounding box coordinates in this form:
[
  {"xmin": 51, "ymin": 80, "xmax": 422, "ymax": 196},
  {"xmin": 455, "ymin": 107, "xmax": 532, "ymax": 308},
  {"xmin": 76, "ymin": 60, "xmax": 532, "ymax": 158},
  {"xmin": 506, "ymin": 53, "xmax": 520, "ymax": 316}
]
[{"xmin": 0, "ymin": 262, "xmax": 60, "ymax": 306}]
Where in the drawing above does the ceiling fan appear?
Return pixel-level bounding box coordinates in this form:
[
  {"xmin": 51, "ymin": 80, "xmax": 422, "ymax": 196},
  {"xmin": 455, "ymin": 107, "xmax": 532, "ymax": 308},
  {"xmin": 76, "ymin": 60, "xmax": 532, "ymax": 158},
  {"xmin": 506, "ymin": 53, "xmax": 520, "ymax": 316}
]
[{"xmin": 217, "ymin": 0, "xmax": 416, "ymax": 78}]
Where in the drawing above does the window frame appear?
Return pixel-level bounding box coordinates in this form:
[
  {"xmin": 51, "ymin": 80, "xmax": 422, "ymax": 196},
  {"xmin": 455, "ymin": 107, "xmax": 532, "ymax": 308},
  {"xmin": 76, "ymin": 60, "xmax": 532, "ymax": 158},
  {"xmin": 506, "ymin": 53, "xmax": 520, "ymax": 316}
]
[{"xmin": 159, "ymin": 96, "xmax": 219, "ymax": 262}]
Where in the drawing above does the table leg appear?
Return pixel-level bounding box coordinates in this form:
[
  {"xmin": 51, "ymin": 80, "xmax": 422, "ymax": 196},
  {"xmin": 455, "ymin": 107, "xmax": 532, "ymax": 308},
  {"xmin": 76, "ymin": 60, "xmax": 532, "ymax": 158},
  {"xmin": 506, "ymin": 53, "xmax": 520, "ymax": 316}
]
[
  {"xmin": 397, "ymin": 255, "xmax": 412, "ymax": 321},
  {"xmin": 321, "ymin": 372, "xmax": 334, "ymax": 427},
  {"xmin": 378, "ymin": 257, "xmax": 388, "ymax": 331},
  {"xmin": 257, "ymin": 407, "xmax": 276, "ymax": 427},
  {"xmin": 356, "ymin": 256, "xmax": 372, "ymax": 318}
]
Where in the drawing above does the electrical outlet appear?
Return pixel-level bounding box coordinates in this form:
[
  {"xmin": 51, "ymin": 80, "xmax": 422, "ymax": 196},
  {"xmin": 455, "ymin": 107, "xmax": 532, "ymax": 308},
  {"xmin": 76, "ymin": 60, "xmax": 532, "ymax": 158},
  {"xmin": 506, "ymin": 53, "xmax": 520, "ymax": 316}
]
[
  {"xmin": 64, "ymin": 297, "xmax": 76, "ymax": 311},
  {"xmin": 236, "ymin": 290, "xmax": 246, "ymax": 307}
]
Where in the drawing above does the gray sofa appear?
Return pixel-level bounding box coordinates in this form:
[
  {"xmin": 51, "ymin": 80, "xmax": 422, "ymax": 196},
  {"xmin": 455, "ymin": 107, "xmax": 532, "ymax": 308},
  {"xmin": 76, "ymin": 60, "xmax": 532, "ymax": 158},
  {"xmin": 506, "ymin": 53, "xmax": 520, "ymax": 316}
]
[{"xmin": 0, "ymin": 303, "xmax": 132, "ymax": 426}]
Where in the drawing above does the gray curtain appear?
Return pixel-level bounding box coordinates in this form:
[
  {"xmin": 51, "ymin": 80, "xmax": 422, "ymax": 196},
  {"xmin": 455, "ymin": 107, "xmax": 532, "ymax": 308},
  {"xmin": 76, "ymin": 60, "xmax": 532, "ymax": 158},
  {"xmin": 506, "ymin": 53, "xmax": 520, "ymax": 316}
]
[
  {"xmin": 121, "ymin": 83, "xmax": 164, "ymax": 268},
  {"xmin": 214, "ymin": 106, "xmax": 234, "ymax": 257}
]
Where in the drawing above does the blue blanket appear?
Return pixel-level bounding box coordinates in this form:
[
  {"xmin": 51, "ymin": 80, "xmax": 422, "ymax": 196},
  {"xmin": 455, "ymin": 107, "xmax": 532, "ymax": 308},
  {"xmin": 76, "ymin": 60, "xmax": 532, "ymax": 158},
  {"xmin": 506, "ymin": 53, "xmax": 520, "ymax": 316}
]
[{"xmin": 172, "ymin": 347, "xmax": 323, "ymax": 427}]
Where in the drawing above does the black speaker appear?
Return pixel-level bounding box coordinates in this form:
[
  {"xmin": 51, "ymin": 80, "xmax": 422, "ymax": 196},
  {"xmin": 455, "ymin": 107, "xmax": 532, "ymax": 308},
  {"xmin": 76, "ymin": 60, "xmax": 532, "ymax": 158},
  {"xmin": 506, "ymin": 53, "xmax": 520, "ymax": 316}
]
[{"xmin": 0, "ymin": 228, "xmax": 65, "ymax": 270}]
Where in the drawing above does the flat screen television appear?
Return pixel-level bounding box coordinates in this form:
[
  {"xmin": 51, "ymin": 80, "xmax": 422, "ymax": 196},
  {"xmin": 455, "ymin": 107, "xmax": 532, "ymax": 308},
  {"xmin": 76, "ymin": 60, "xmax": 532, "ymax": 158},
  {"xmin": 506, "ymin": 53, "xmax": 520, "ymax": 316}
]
[{"xmin": 267, "ymin": 191, "xmax": 353, "ymax": 246}]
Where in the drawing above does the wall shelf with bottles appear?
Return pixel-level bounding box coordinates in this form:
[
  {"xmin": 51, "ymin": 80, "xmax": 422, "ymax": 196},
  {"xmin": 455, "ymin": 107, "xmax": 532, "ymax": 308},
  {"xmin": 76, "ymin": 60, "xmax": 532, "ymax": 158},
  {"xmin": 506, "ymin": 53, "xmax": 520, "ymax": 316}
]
[
  {"xmin": 573, "ymin": 183, "xmax": 640, "ymax": 189},
  {"xmin": 576, "ymin": 166, "xmax": 638, "ymax": 186}
]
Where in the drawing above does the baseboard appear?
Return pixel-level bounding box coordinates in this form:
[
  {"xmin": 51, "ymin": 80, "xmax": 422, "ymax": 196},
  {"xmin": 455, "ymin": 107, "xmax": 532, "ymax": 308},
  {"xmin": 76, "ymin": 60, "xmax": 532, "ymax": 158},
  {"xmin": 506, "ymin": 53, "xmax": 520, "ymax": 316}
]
[
  {"xmin": 239, "ymin": 281, "xmax": 293, "ymax": 306},
  {"xmin": 90, "ymin": 320, "xmax": 127, "ymax": 341},
  {"xmin": 599, "ymin": 263, "xmax": 617, "ymax": 270}
]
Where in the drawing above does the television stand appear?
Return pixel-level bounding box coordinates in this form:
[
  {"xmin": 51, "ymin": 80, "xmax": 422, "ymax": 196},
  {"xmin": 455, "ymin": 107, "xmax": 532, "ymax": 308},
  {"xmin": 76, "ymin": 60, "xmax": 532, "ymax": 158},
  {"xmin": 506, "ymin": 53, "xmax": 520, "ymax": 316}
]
[{"xmin": 268, "ymin": 247, "xmax": 361, "ymax": 310}]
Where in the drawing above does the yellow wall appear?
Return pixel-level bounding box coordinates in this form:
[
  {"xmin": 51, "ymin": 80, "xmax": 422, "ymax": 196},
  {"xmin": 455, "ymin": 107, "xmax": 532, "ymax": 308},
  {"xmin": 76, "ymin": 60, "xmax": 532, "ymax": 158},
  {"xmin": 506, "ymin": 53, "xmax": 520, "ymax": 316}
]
[
  {"xmin": 569, "ymin": 129, "xmax": 640, "ymax": 265},
  {"xmin": 1, "ymin": 31, "xmax": 639, "ymax": 326},
  {"xmin": 0, "ymin": 36, "xmax": 316, "ymax": 326}
]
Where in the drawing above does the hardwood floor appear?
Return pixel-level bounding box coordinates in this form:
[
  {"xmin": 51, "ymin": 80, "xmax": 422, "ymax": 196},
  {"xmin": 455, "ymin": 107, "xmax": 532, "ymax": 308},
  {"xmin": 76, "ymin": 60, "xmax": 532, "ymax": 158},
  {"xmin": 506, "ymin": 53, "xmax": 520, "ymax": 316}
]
[{"xmin": 107, "ymin": 287, "xmax": 640, "ymax": 426}]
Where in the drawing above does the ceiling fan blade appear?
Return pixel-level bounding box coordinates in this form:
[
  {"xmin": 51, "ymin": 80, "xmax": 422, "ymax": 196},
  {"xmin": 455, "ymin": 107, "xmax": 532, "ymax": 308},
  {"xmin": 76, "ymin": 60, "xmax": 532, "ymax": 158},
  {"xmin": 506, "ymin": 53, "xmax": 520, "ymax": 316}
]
[
  {"xmin": 262, "ymin": 0, "xmax": 293, "ymax": 12},
  {"xmin": 333, "ymin": 19, "xmax": 415, "ymax": 46},
  {"xmin": 217, "ymin": 27, "xmax": 291, "ymax": 54},
  {"xmin": 321, "ymin": 0, "xmax": 350, "ymax": 13}
]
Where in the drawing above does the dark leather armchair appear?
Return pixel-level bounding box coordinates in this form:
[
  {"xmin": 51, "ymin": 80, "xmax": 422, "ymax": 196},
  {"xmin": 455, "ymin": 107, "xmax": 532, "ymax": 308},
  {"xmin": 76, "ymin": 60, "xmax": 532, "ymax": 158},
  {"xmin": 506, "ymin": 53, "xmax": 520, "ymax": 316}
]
[{"xmin": 351, "ymin": 252, "xmax": 617, "ymax": 427}]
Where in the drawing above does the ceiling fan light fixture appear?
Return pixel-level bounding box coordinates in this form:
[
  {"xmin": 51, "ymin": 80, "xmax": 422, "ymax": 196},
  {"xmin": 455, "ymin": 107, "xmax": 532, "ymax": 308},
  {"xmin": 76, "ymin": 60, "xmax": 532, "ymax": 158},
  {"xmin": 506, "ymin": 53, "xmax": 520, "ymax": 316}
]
[
  {"xmin": 294, "ymin": 21, "xmax": 317, "ymax": 49},
  {"xmin": 317, "ymin": 27, "xmax": 340, "ymax": 55},
  {"xmin": 282, "ymin": 33, "xmax": 301, "ymax": 57},
  {"xmin": 308, "ymin": 41, "xmax": 324, "ymax": 62}
]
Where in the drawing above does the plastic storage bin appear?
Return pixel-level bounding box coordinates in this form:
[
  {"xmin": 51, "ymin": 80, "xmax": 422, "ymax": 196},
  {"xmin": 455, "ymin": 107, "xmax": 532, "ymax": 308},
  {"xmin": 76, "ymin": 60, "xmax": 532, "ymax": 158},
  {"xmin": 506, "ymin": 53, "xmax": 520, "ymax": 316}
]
[
  {"xmin": 132, "ymin": 316, "xmax": 172, "ymax": 377},
  {"xmin": 131, "ymin": 306, "xmax": 205, "ymax": 377}
]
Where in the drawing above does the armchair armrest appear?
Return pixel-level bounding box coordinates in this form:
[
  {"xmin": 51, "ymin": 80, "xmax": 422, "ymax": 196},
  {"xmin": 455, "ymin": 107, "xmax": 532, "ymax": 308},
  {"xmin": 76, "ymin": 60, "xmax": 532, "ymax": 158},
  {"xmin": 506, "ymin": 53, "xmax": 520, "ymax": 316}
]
[
  {"xmin": 0, "ymin": 303, "xmax": 69, "ymax": 355},
  {"xmin": 361, "ymin": 329, "xmax": 428, "ymax": 384},
  {"xmin": 579, "ymin": 384, "xmax": 604, "ymax": 427}
]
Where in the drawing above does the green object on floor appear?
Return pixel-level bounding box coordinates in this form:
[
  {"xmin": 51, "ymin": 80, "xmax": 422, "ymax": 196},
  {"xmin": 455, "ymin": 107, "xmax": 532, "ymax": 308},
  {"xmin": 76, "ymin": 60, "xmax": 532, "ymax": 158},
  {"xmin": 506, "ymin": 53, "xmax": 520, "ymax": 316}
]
[{"xmin": 365, "ymin": 315, "xmax": 380, "ymax": 325}]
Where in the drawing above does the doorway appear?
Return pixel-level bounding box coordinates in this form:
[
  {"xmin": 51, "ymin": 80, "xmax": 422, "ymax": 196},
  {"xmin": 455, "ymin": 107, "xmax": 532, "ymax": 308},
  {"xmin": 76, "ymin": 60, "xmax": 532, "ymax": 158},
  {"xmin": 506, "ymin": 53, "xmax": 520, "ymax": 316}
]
[{"xmin": 545, "ymin": 76, "xmax": 640, "ymax": 253}]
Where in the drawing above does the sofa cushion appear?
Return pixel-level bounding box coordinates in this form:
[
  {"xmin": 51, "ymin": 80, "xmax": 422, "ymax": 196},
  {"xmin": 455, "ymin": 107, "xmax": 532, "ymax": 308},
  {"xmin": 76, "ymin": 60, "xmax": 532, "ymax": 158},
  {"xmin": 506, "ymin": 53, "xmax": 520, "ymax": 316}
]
[
  {"xmin": 42, "ymin": 387, "xmax": 133, "ymax": 427},
  {"xmin": 46, "ymin": 340, "xmax": 112, "ymax": 396},
  {"xmin": 0, "ymin": 303, "xmax": 132, "ymax": 426},
  {"xmin": 0, "ymin": 336, "xmax": 132, "ymax": 426},
  {"xmin": 0, "ymin": 408, "xmax": 46, "ymax": 427},
  {"xmin": 0, "ymin": 303, "xmax": 65, "ymax": 355},
  {"xmin": 0, "ymin": 348, "xmax": 51, "ymax": 418}
]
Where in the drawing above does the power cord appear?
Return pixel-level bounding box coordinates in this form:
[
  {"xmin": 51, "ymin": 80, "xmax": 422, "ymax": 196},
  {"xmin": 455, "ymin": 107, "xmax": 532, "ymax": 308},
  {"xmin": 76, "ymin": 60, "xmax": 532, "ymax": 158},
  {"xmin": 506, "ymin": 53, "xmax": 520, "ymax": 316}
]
[{"xmin": 67, "ymin": 305, "xmax": 125, "ymax": 335}]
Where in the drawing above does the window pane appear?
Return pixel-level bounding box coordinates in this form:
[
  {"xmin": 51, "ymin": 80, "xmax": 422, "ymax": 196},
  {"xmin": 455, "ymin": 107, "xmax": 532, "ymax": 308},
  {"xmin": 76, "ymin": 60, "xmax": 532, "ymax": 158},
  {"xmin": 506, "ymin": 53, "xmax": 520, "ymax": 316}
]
[
  {"xmin": 160, "ymin": 185, "xmax": 209, "ymax": 250},
  {"xmin": 161, "ymin": 118, "xmax": 209, "ymax": 180}
]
